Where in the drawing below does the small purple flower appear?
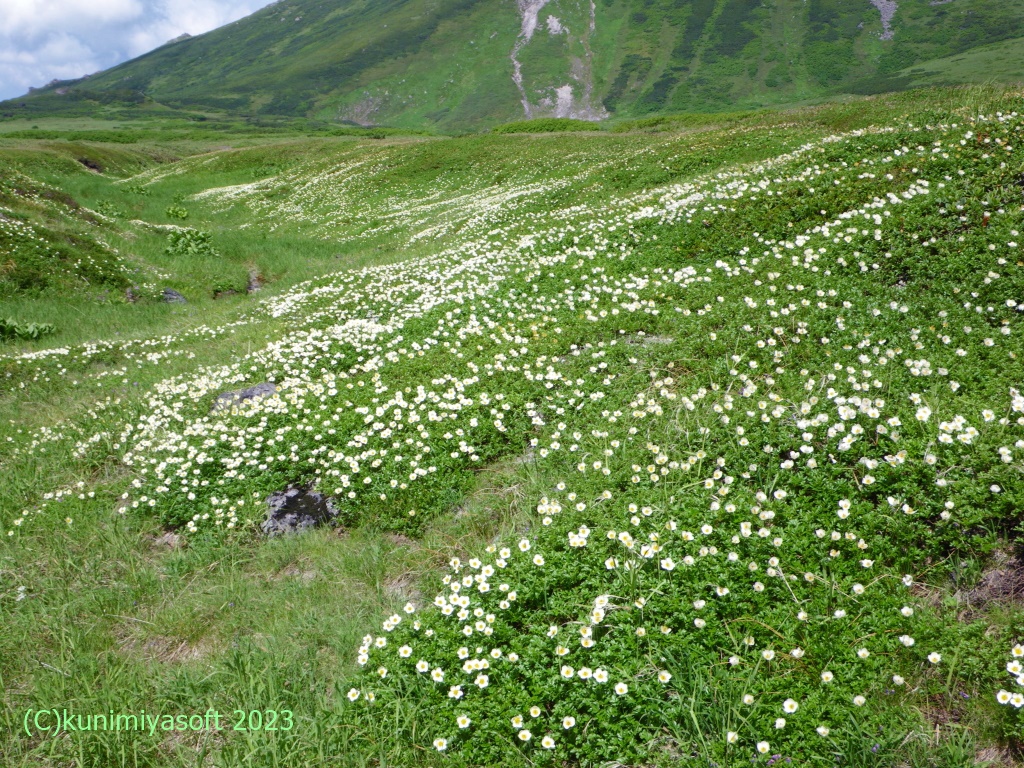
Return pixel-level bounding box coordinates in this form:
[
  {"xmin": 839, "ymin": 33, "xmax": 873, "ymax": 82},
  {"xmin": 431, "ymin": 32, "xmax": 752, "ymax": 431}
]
[{"xmin": 871, "ymin": 744, "xmax": 880, "ymax": 754}]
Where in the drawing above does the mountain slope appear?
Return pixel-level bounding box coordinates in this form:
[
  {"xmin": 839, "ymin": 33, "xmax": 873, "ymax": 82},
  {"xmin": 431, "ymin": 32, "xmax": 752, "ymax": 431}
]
[{"xmin": 4, "ymin": 0, "xmax": 1024, "ymax": 129}]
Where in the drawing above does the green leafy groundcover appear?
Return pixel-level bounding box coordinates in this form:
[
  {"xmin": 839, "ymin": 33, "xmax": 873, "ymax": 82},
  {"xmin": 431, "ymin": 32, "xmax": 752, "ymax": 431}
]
[
  {"xmin": 165, "ymin": 227, "xmax": 217, "ymax": 257},
  {"xmin": 0, "ymin": 317, "xmax": 56, "ymax": 341}
]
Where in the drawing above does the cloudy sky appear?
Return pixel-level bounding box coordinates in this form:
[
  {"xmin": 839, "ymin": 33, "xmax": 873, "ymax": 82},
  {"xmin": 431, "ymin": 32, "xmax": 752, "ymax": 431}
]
[{"xmin": 0, "ymin": 0, "xmax": 275, "ymax": 101}]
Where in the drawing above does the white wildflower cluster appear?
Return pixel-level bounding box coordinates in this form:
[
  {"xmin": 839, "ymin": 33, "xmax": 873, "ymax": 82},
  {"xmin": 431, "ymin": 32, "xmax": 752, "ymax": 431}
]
[{"xmin": 996, "ymin": 644, "xmax": 1024, "ymax": 708}]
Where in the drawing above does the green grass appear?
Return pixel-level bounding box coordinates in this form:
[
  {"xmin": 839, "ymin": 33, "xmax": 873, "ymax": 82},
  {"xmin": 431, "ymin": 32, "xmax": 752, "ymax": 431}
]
[
  {"xmin": 491, "ymin": 118, "xmax": 604, "ymax": 134},
  {"xmin": 2, "ymin": 85, "xmax": 1024, "ymax": 767}
]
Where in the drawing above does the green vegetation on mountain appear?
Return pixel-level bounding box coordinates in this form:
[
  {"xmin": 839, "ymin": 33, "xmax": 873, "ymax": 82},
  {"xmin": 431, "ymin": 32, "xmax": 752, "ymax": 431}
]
[{"xmin": 3, "ymin": 0, "xmax": 1024, "ymax": 131}]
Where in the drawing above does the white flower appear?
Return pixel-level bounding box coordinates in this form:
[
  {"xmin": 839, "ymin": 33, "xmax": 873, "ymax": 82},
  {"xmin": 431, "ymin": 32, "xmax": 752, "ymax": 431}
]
[
  {"xmin": 816, "ymin": 726, "xmax": 830, "ymax": 737},
  {"xmin": 433, "ymin": 738, "xmax": 448, "ymax": 751},
  {"xmin": 782, "ymin": 699, "xmax": 798, "ymax": 714},
  {"xmin": 821, "ymin": 670, "xmax": 834, "ymax": 683},
  {"xmin": 857, "ymin": 648, "xmax": 870, "ymax": 659},
  {"xmin": 614, "ymin": 682, "xmax": 629, "ymax": 695},
  {"xmin": 562, "ymin": 716, "xmax": 576, "ymax": 729},
  {"xmin": 853, "ymin": 695, "xmax": 866, "ymax": 706},
  {"xmin": 928, "ymin": 652, "xmax": 942, "ymax": 664},
  {"xmin": 457, "ymin": 715, "xmax": 471, "ymax": 729},
  {"xmin": 542, "ymin": 735, "xmax": 556, "ymax": 749},
  {"xmin": 346, "ymin": 688, "xmax": 360, "ymax": 702},
  {"xmin": 727, "ymin": 731, "xmax": 738, "ymax": 744},
  {"xmin": 757, "ymin": 741, "xmax": 771, "ymax": 754},
  {"xmin": 518, "ymin": 730, "xmax": 532, "ymax": 742}
]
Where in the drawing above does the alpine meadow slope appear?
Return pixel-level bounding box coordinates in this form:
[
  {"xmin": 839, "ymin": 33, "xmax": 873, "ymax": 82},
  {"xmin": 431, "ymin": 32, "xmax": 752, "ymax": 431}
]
[
  {"xmin": 4, "ymin": 0, "xmax": 1024, "ymax": 129},
  {"xmin": 2, "ymin": 87, "xmax": 1024, "ymax": 766}
]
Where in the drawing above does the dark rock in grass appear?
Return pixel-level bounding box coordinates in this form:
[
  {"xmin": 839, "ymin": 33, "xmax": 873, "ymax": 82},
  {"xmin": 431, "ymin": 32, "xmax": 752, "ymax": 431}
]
[
  {"xmin": 77, "ymin": 157, "xmax": 103, "ymax": 173},
  {"xmin": 213, "ymin": 382, "xmax": 277, "ymax": 412},
  {"xmin": 262, "ymin": 487, "xmax": 338, "ymax": 536},
  {"xmin": 162, "ymin": 288, "xmax": 187, "ymax": 303}
]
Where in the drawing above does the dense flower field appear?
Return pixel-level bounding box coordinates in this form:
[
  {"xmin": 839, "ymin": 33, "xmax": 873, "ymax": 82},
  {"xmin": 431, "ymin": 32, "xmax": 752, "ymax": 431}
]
[{"xmin": 4, "ymin": 105, "xmax": 1024, "ymax": 764}]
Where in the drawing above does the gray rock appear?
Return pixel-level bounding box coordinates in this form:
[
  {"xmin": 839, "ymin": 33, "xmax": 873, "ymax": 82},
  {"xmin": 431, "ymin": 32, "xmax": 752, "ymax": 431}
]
[
  {"xmin": 246, "ymin": 269, "xmax": 264, "ymax": 294},
  {"xmin": 153, "ymin": 531, "xmax": 183, "ymax": 549},
  {"xmin": 162, "ymin": 288, "xmax": 187, "ymax": 303},
  {"xmin": 262, "ymin": 487, "xmax": 338, "ymax": 536},
  {"xmin": 213, "ymin": 382, "xmax": 277, "ymax": 412}
]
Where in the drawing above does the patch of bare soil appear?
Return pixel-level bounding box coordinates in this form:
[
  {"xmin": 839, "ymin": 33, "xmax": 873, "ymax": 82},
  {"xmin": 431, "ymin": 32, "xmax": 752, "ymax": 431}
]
[
  {"xmin": 276, "ymin": 564, "xmax": 317, "ymax": 582},
  {"xmin": 151, "ymin": 531, "xmax": 183, "ymax": 550},
  {"xmin": 118, "ymin": 630, "xmax": 219, "ymax": 664},
  {"xmin": 975, "ymin": 746, "xmax": 1020, "ymax": 767},
  {"xmin": 957, "ymin": 550, "xmax": 1024, "ymax": 619},
  {"xmin": 383, "ymin": 571, "xmax": 422, "ymax": 608},
  {"xmin": 385, "ymin": 533, "xmax": 416, "ymax": 548}
]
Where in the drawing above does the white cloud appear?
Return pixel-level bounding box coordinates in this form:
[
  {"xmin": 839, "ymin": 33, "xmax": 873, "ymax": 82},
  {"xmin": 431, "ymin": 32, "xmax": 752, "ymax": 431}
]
[
  {"xmin": 0, "ymin": 0, "xmax": 273, "ymax": 101},
  {"xmin": 0, "ymin": 0, "xmax": 145, "ymax": 38}
]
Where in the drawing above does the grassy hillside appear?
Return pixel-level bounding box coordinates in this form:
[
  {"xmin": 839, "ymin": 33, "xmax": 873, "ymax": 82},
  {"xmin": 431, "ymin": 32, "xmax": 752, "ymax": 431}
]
[
  {"xmin": 4, "ymin": 0, "xmax": 1024, "ymax": 130},
  {"xmin": 1, "ymin": 86, "xmax": 1024, "ymax": 767}
]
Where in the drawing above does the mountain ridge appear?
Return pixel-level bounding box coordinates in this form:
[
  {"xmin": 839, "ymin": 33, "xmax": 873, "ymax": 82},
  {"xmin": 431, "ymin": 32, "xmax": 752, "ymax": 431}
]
[{"xmin": 4, "ymin": 0, "xmax": 1024, "ymax": 130}]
